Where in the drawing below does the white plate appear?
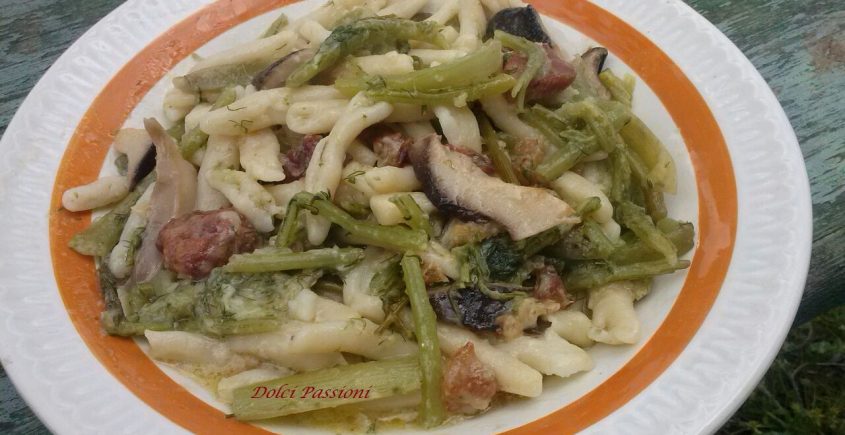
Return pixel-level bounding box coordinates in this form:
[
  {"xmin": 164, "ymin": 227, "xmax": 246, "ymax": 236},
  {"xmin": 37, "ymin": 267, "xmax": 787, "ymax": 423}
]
[{"xmin": 0, "ymin": 1, "xmax": 811, "ymax": 434}]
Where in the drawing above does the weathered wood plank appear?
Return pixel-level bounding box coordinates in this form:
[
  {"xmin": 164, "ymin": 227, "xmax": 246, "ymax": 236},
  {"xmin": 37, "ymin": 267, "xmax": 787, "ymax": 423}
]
[{"xmin": 685, "ymin": 0, "xmax": 845, "ymax": 323}]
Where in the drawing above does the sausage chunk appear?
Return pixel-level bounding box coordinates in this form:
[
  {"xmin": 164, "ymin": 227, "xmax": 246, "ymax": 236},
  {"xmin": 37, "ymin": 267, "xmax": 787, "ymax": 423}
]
[
  {"xmin": 533, "ymin": 265, "xmax": 573, "ymax": 306},
  {"xmin": 282, "ymin": 134, "xmax": 321, "ymax": 180},
  {"xmin": 156, "ymin": 209, "xmax": 259, "ymax": 279},
  {"xmin": 442, "ymin": 342, "xmax": 498, "ymax": 414},
  {"xmin": 503, "ymin": 44, "xmax": 577, "ymax": 102}
]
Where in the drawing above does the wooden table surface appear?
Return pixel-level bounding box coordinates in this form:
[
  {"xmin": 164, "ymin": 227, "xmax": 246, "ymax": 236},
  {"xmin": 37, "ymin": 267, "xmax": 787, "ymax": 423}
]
[{"xmin": 0, "ymin": 0, "xmax": 842, "ymax": 433}]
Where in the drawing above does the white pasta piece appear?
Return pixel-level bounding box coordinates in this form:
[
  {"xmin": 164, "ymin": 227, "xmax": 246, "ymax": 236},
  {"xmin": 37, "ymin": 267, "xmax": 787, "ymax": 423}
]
[
  {"xmin": 342, "ymin": 162, "xmax": 377, "ymax": 197},
  {"xmin": 419, "ymin": 241, "xmax": 461, "ymax": 280},
  {"xmin": 362, "ymin": 165, "xmax": 422, "ymax": 194},
  {"xmin": 407, "ymin": 49, "xmax": 463, "ymax": 66},
  {"xmin": 342, "ymin": 247, "xmax": 393, "ymax": 322},
  {"xmin": 403, "ymin": 121, "xmax": 437, "ymax": 140},
  {"xmin": 286, "ymin": 99, "xmax": 349, "ymax": 134},
  {"xmin": 196, "ymin": 134, "xmax": 239, "ymax": 211},
  {"xmin": 497, "ymin": 329, "xmax": 593, "ymax": 378},
  {"xmin": 433, "ymin": 105, "xmax": 482, "ymax": 152},
  {"xmin": 205, "ymin": 169, "xmax": 281, "ymax": 232},
  {"xmin": 551, "ymin": 171, "xmax": 614, "ymax": 223},
  {"xmin": 191, "ymin": 30, "xmax": 302, "ymax": 72},
  {"xmin": 228, "ymin": 320, "xmax": 417, "ymax": 361},
  {"xmin": 145, "ymin": 330, "xmax": 238, "ymax": 366},
  {"xmin": 304, "ymin": 93, "xmax": 393, "ymax": 245},
  {"xmin": 217, "ymin": 366, "xmax": 292, "ymax": 404},
  {"xmin": 201, "ymin": 88, "xmax": 290, "ymax": 135},
  {"xmin": 600, "ymin": 219, "xmax": 622, "ymax": 241},
  {"xmin": 437, "ymin": 324, "xmax": 542, "ymax": 397},
  {"xmin": 425, "ymin": 0, "xmax": 459, "ymax": 24},
  {"xmin": 299, "ymin": 20, "xmax": 331, "ymax": 45},
  {"xmin": 239, "ymin": 129, "xmax": 286, "ymax": 182},
  {"xmin": 385, "ymin": 103, "xmax": 434, "ymax": 123},
  {"xmin": 454, "ymin": 0, "xmax": 486, "ymax": 51},
  {"xmin": 163, "ymin": 85, "xmax": 199, "ymax": 122},
  {"xmin": 378, "ymin": 0, "xmax": 427, "ymax": 18},
  {"xmin": 546, "ymin": 309, "xmax": 595, "ymax": 348},
  {"xmin": 201, "ymin": 86, "xmax": 344, "ymax": 135},
  {"xmin": 184, "ymin": 103, "xmax": 212, "ymax": 131},
  {"xmin": 113, "ymin": 128, "xmax": 152, "ymax": 170},
  {"xmin": 577, "ymin": 160, "xmax": 613, "ymax": 195},
  {"xmin": 588, "ymin": 281, "xmax": 641, "ymax": 345},
  {"xmin": 584, "ymin": 151, "xmax": 609, "ymax": 162},
  {"xmin": 354, "ymin": 52, "xmax": 415, "ymax": 76},
  {"xmin": 481, "ymin": 94, "xmax": 544, "ymax": 143},
  {"xmin": 189, "ymin": 147, "xmax": 206, "ymax": 168},
  {"xmin": 266, "ymin": 179, "xmax": 306, "ymax": 215},
  {"xmin": 347, "ymin": 141, "xmax": 378, "ymax": 166},
  {"xmin": 370, "ymin": 192, "xmax": 435, "ymax": 226},
  {"xmin": 289, "ymin": 289, "xmax": 361, "ymax": 322},
  {"xmin": 108, "ymin": 183, "xmax": 155, "ymax": 279},
  {"xmin": 62, "ymin": 175, "xmax": 130, "ymax": 212}
]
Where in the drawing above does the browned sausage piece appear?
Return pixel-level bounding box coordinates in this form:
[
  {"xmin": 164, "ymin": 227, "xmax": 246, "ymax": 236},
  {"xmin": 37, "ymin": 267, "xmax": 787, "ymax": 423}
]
[
  {"xmin": 156, "ymin": 209, "xmax": 260, "ymax": 279},
  {"xmin": 442, "ymin": 342, "xmax": 498, "ymax": 414}
]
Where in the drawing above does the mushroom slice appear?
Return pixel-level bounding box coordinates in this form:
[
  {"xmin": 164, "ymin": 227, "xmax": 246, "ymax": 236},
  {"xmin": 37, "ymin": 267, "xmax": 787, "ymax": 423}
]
[{"xmin": 409, "ymin": 134, "xmax": 579, "ymax": 240}]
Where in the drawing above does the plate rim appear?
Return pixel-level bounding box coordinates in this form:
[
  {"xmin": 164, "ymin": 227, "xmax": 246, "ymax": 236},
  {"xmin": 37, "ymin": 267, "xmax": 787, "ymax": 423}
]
[{"xmin": 0, "ymin": 0, "xmax": 812, "ymax": 434}]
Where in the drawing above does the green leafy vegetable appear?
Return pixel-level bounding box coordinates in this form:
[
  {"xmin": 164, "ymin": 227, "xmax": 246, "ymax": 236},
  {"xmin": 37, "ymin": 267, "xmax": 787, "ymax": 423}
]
[{"xmin": 223, "ymin": 247, "xmax": 365, "ymax": 273}]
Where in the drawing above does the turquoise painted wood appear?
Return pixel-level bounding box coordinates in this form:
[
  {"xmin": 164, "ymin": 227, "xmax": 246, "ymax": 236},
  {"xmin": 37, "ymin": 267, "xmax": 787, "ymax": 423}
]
[{"xmin": 0, "ymin": 0, "xmax": 842, "ymax": 433}]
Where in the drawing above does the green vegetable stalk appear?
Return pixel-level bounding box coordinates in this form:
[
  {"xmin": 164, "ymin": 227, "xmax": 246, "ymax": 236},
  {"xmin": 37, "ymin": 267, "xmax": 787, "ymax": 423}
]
[
  {"xmin": 391, "ymin": 194, "xmax": 434, "ymax": 237},
  {"xmin": 359, "ymin": 74, "xmax": 516, "ymax": 106},
  {"xmin": 287, "ymin": 17, "xmax": 448, "ymax": 87},
  {"xmin": 224, "ymin": 247, "xmax": 365, "ymax": 273},
  {"xmin": 401, "ymin": 255, "xmax": 445, "ymax": 428},
  {"xmin": 556, "ymin": 99, "xmax": 623, "ymax": 153},
  {"xmin": 565, "ymin": 258, "xmax": 690, "ymax": 291},
  {"xmin": 494, "ymin": 30, "xmax": 545, "ymax": 111},
  {"xmin": 616, "ymin": 201, "xmax": 678, "ymax": 264},
  {"xmin": 478, "ymin": 111, "xmax": 520, "ymax": 184},
  {"xmin": 69, "ymin": 174, "xmax": 155, "ymax": 257},
  {"xmin": 599, "ymin": 70, "xmax": 634, "ymax": 107},
  {"xmin": 277, "ymin": 192, "xmax": 428, "ymax": 252}
]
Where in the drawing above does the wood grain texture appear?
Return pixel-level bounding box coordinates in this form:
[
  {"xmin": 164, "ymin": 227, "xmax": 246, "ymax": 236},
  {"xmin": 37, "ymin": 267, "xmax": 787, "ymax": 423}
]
[{"xmin": 0, "ymin": 0, "xmax": 841, "ymax": 433}]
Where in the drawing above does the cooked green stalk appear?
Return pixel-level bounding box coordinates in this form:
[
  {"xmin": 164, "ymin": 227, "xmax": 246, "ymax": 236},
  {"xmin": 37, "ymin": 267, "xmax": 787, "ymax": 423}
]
[
  {"xmin": 534, "ymin": 138, "xmax": 599, "ymax": 182},
  {"xmin": 610, "ymin": 219, "xmax": 695, "ymax": 265},
  {"xmin": 557, "ymin": 219, "xmax": 617, "ymax": 260},
  {"xmin": 556, "ymin": 99, "xmax": 622, "ymax": 153},
  {"xmin": 224, "ymin": 247, "xmax": 365, "ymax": 273},
  {"xmin": 232, "ymin": 356, "xmax": 421, "ymax": 420},
  {"xmin": 494, "ymin": 30, "xmax": 545, "ymax": 110},
  {"xmin": 260, "ymin": 13, "xmax": 288, "ymax": 38},
  {"xmin": 179, "ymin": 89, "xmax": 236, "ymax": 159},
  {"xmin": 593, "ymin": 99, "xmax": 633, "ymax": 131},
  {"xmin": 609, "ymin": 148, "xmax": 632, "ymax": 203},
  {"xmin": 620, "ymin": 115, "xmax": 677, "ymax": 193},
  {"xmin": 565, "ymin": 258, "xmax": 691, "ymax": 291},
  {"xmin": 599, "ymin": 70, "xmax": 633, "ymax": 107},
  {"xmin": 576, "ymin": 197, "xmax": 603, "ymax": 217},
  {"xmin": 391, "ymin": 194, "xmax": 434, "ymax": 236},
  {"xmin": 69, "ymin": 174, "xmax": 154, "ymax": 256},
  {"xmin": 401, "ymin": 255, "xmax": 445, "ymax": 428},
  {"xmin": 622, "ymin": 145, "xmax": 667, "ymax": 221},
  {"xmin": 617, "ymin": 201, "xmax": 678, "ymax": 264},
  {"xmin": 479, "ymin": 111, "xmax": 520, "ymax": 184},
  {"xmin": 287, "ymin": 17, "xmax": 447, "ymax": 87},
  {"xmin": 175, "ymin": 61, "xmax": 272, "ymax": 92},
  {"xmin": 166, "ymin": 120, "xmax": 186, "ymax": 141},
  {"xmin": 359, "ymin": 74, "xmax": 515, "ymax": 106},
  {"xmin": 342, "ymin": 40, "xmax": 503, "ymax": 93},
  {"xmin": 179, "ymin": 126, "xmax": 208, "ymax": 159},
  {"xmin": 279, "ymin": 193, "xmax": 428, "ymax": 252}
]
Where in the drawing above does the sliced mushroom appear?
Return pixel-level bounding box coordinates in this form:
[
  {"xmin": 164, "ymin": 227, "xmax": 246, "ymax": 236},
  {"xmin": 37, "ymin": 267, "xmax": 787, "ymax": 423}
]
[
  {"xmin": 576, "ymin": 47, "xmax": 612, "ymax": 100},
  {"xmin": 251, "ymin": 49, "xmax": 316, "ymax": 90},
  {"xmin": 409, "ymin": 135, "xmax": 580, "ymax": 240},
  {"xmin": 430, "ymin": 287, "xmax": 514, "ymax": 332},
  {"xmin": 484, "ymin": 5, "xmax": 551, "ymax": 44},
  {"xmin": 113, "ymin": 128, "xmax": 157, "ymax": 189}
]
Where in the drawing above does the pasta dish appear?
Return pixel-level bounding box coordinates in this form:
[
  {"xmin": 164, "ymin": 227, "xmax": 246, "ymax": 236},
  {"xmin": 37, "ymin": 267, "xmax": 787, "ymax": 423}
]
[{"xmin": 61, "ymin": 0, "xmax": 694, "ymax": 430}]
